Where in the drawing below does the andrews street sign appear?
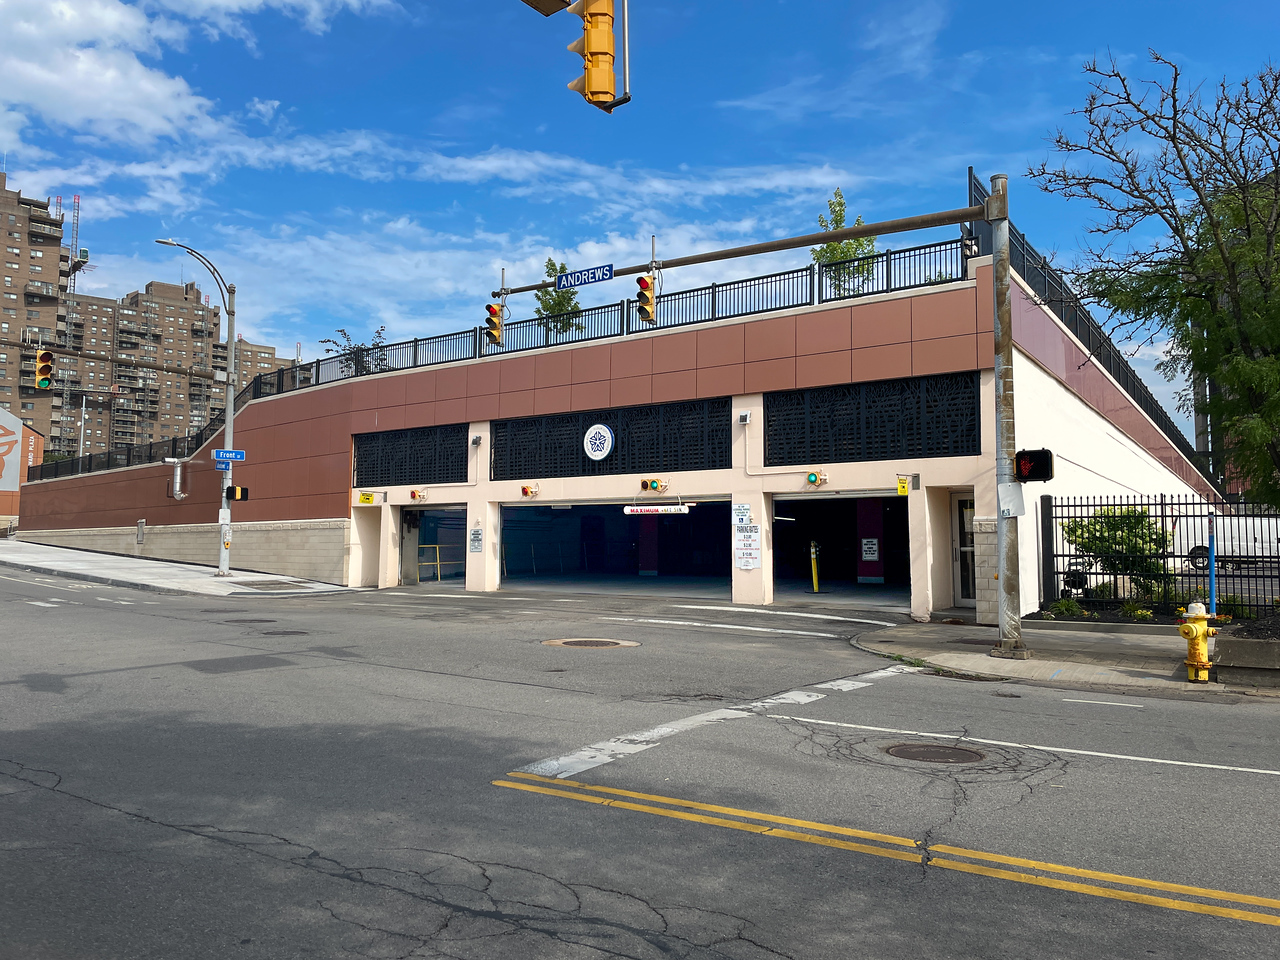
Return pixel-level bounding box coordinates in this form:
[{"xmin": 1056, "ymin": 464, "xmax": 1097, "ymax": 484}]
[{"xmin": 556, "ymin": 263, "xmax": 613, "ymax": 290}]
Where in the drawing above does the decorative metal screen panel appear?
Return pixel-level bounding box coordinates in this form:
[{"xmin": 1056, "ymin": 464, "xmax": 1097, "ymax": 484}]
[
  {"xmin": 353, "ymin": 423, "xmax": 469, "ymax": 487},
  {"xmin": 764, "ymin": 372, "xmax": 980, "ymax": 466},
  {"xmin": 491, "ymin": 398, "xmax": 732, "ymax": 480}
]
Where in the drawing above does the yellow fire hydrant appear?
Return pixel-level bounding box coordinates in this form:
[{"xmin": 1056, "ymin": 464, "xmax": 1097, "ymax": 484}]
[{"xmin": 1179, "ymin": 601, "xmax": 1216, "ymax": 683}]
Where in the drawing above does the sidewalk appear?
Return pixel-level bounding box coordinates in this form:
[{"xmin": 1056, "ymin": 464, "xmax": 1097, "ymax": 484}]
[
  {"xmin": 0, "ymin": 539, "xmax": 351, "ymax": 598},
  {"xmin": 855, "ymin": 621, "xmax": 1249, "ymax": 696}
]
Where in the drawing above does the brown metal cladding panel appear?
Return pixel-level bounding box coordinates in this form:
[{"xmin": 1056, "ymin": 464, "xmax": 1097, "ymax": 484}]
[
  {"xmin": 572, "ymin": 344, "xmax": 612, "ymax": 384},
  {"xmin": 696, "ymin": 364, "xmax": 744, "ymax": 399},
  {"xmin": 466, "ymin": 394, "xmax": 501, "ymax": 422},
  {"xmin": 405, "ymin": 368, "xmax": 437, "ymax": 403},
  {"xmin": 911, "ymin": 288, "xmax": 978, "ymax": 341},
  {"xmin": 257, "ymin": 392, "xmax": 312, "ymax": 426},
  {"xmin": 611, "ymin": 375, "xmax": 652, "ymax": 408},
  {"xmin": 651, "ymin": 369, "xmax": 697, "ymax": 403},
  {"xmin": 744, "ymin": 315, "xmax": 795, "ymax": 362},
  {"xmin": 850, "ymin": 343, "xmax": 912, "ymax": 382},
  {"xmin": 404, "ymin": 401, "xmax": 437, "ymax": 429},
  {"xmin": 912, "ymin": 334, "xmax": 979, "ymax": 377},
  {"xmin": 696, "ymin": 324, "xmax": 745, "ymax": 367},
  {"xmin": 500, "ymin": 356, "xmax": 536, "ymax": 393},
  {"xmin": 850, "ymin": 299, "xmax": 911, "ymax": 348},
  {"xmin": 652, "ymin": 331, "xmax": 697, "ymax": 373},
  {"xmin": 436, "ymin": 366, "xmax": 468, "ymax": 400},
  {"xmin": 977, "ymin": 332, "xmax": 995, "ymax": 370},
  {"xmin": 744, "ymin": 358, "xmax": 795, "ymax": 393},
  {"xmin": 435, "ymin": 397, "xmax": 468, "ymax": 425},
  {"xmin": 377, "ymin": 376, "xmax": 407, "ymax": 409},
  {"xmin": 610, "ymin": 339, "xmax": 652, "ymax": 378},
  {"xmin": 467, "ymin": 361, "xmax": 501, "ymax": 397},
  {"xmin": 572, "ymin": 380, "xmax": 611, "ymax": 411},
  {"xmin": 499, "ymin": 390, "xmax": 536, "ymax": 418},
  {"xmin": 306, "ymin": 451, "xmax": 354, "ymax": 498},
  {"xmin": 535, "ymin": 351, "xmax": 573, "ymax": 388},
  {"xmin": 795, "ymin": 307, "xmax": 853, "ymax": 356},
  {"xmin": 976, "ymin": 262, "xmax": 994, "ymax": 333},
  {"xmin": 795, "ymin": 350, "xmax": 853, "ymax": 388},
  {"xmin": 349, "ymin": 379, "xmax": 381, "ymax": 411},
  {"xmin": 372, "ymin": 407, "xmax": 406, "ymax": 432},
  {"xmin": 534, "ymin": 385, "xmax": 573, "ymax": 414},
  {"xmin": 303, "ymin": 384, "xmax": 348, "ymax": 419}
]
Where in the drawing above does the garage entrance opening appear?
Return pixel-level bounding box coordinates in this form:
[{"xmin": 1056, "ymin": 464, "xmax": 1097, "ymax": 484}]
[
  {"xmin": 772, "ymin": 496, "xmax": 910, "ymax": 610},
  {"xmin": 403, "ymin": 507, "xmax": 467, "ymax": 584},
  {"xmin": 500, "ymin": 502, "xmax": 731, "ymax": 597}
]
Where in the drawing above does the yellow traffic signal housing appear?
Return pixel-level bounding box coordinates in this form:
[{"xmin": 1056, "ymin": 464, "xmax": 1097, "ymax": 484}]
[
  {"xmin": 225, "ymin": 485, "xmax": 250, "ymax": 502},
  {"xmin": 567, "ymin": 0, "xmax": 615, "ymax": 108},
  {"xmin": 34, "ymin": 350, "xmax": 55, "ymax": 389},
  {"xmin": 485, "ymin": 303, "xmax": 503, "ymax": 346},
  {"xmin": 636, "ymin": 275, "xmax": 656, "ymax": 323},
  {"xmin": 639, "ymin": 478, "xmax": 667, "ymax": 492},
  {"xmin": 806, "ymin": 471, "xmax": 828, "ymax": 487}
]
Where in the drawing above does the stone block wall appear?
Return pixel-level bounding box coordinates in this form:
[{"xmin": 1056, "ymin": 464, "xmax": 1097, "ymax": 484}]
[
  {"xmin": 974, "ymin": 517, "xmax": 998, "ymax": 625},
  {"xmin": 18, "ymin": 519, "xmax": 350, "ymax": 585}
]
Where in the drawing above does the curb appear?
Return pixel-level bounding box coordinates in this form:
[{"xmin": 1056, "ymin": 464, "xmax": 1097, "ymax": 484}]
[{"xmin": 0, "ymin": 556, "xmax": 350, "ymax": 599}]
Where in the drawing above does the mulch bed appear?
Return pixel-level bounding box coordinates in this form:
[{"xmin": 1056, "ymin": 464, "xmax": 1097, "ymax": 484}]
[
  {"xmin": 1024, "ymin": 609, "xmax": 1280, "ymax": 636},
  {"xmin": 1231, "ymin": 617, "xmax": 1280, "ymax": 640}
]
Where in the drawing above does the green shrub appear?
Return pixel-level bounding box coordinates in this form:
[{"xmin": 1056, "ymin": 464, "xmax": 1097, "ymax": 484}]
[
  {"xmin": 1047, "ymin": 597, "xmax": 1084, "ymax": 618},
  {"xmin": 1062, "ymin": 507, "xmax": 1172, "ymax": 593}
]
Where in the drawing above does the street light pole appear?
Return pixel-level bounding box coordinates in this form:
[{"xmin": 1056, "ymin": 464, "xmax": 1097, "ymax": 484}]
[{"xmin": 154, "ymin": 239, "xmax": 236, "ymax": 577}]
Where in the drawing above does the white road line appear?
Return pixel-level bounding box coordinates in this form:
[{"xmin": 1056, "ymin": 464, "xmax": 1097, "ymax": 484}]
[
  {"xmin": 813, "ymin": 679, "xmax": 872, "ymax": 692},
  {"xmin": 95, "ymin": 597, "xmax": 134, "ymax": 605},
  {"xmin": 25, "ymin": 601, "xmax": 58, "ymax": 607},
  {"xmin": 1062, "ymin": 698, "xmax": 1144, "ymax": 708},
  {"xmin": 671, "ymin": 604, "xmax": 896, "ymax": 627},
  {"xmin": 598, "ymin": 616, "xmax": 841, "ymax": 638},
  {"xmin": 855, "ymin": 665, "xmax": 923, "ymax": 681},
  {"xmin": 519, "ymin": 689, "xmax": 826, "ymax": 778},
  {"xmin": 0, "ymin": 575, "xmax": 82, "ymax": 592},
  {"xmin": 767, "ymin": 716, "xmax": 1280, "ymax": 777}
]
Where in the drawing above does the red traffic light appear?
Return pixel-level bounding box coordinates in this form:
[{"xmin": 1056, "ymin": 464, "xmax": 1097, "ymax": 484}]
[
  {"xmin": 1014, "ymin": 449, "xmax": 1054, "ymax": 482},
  {"xmin": 636, "ymin": 276, "xmax": 652, "ymax": 291},
  {"xmin": 486, "ymin": 304, "xmax": 501, "ymax": 318}
]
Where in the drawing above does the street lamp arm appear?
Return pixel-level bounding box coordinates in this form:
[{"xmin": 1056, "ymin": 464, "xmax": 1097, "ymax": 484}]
[{"xmin": 154, "ymin": 239, "xmax": 230, "ymax": 312}]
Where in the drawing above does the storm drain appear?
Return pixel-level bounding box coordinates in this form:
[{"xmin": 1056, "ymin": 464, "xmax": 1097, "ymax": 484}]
[
  {"xmin": 540, "ymin": 639, "xmax": 641, "ymax": 649},
  {"xmin": 885, "ymin": 743, "xmax": 984, "ymax": 764}
]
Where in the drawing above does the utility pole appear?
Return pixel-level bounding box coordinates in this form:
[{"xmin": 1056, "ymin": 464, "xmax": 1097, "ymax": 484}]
[{"xmin": 986, "ymin": 174, "xmax": 1030, "ymax": 658}]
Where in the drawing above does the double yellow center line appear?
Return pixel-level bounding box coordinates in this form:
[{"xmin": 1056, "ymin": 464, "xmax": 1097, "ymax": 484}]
[{"xmin": 493, "ymin": 772, "xmax": 1280, "ymax": 927}]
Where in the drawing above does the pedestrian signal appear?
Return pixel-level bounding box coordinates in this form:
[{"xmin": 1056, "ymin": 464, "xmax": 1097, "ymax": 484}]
[{"xmin": 1014, "ymin": 449, "xmax": 1054, "ymax": 482}]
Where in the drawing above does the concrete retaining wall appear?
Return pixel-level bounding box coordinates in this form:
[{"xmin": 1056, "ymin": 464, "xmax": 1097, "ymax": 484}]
[{"xmin": 18, "ymin": 519, "xmax": 351, "ymax": 585}]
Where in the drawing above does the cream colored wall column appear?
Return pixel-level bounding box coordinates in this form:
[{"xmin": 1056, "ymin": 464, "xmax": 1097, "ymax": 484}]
[
  {"xmin": 465, "ymin": 499, "xmax": 502, "ymax": 592},
  {"xmin": 377, "ymin": 502, "xmax": 400, "ymax": 588},
  {"xmin": 349, "ymin": 504, "xmax": 381, "ymax": 587},
  {"xmin": 730, "ymin": 394, "xmax": 771, "ymax": 605},
  {"xmin": 908, "ymin": 485, "xmax": 933, "ymax": 621}
]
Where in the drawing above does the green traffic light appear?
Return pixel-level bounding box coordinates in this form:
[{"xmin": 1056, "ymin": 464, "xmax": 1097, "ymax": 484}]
[
  {"xmin": 807, "ymin": 472, "xmax": 818, "ymax": 484},
  {"xmin": 36, "ymin": 377, "xmax": 51, "ymax": 389}
]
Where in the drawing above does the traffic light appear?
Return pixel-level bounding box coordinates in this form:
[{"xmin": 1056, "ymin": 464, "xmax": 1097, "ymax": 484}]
[
  {"xmin": 484, "ymin": 303, "xmax": 503, "ymax": 346},
  {"xmin": 636, "ymin": 275, "xmax": 656, "ymax": 323},
  {"xmin": 639, "ymin": 478, "xmax": 667, "ymax": 492},
  {"xmin": 224, "ymin": 485, "xmax": 250, "ymax": 502},
  {"xmin": 806, "ymin": 471, "xmax": 828, "ymax": 487},
  {"xmin": 1014, "ymin": 449, "xmax": 1054, "ymax": 482},
  {"xmin": 34, "ymin": 350, "xmax": 55, "ymax": 389},
  {"xmin": 567, "ymin": 0, "xmax": 615, "ymax": 108}
]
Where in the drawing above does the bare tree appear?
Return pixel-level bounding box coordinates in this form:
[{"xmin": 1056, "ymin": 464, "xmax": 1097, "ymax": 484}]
[{"xmin": 1030, "ymin": 53, "xmax": 1280, "ymax": 502}]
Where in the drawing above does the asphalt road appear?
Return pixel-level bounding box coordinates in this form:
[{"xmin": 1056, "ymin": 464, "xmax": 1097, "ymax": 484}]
[{"xmin": 2, "ymin": 572, "xmax": 1278, "ymax": 959}]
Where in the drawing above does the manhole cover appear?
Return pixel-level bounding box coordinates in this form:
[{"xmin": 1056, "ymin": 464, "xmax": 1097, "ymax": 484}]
[
  {"xmin": 261, "ymin": 630, "xmax": 308, "ymax": 636},
  {"xmin": 885, "ymin": 743, "xmax": 984, "ymax": 764},
  {"xmin": 223, "ymin": 619, "xmax": 277, "ymax": 624},
  {"xmin": 541, "ymin": 638, "xmax": 641, "ymax": 648}
]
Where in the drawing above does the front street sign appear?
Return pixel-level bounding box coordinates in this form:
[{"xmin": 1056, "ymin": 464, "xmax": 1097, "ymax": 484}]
[
  {"xmin": 213, "ymin": 449, "xmax": 245, "ymax": 462},
  {"xmin": 556, "ymin": 263, "xmax": 613, "ymax": 290}
]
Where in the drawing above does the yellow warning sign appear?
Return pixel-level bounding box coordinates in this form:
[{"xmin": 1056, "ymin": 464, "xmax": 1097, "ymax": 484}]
[
  {"xmin": 358, "ymin": 492, "xmax": 376, "ymax": 504},
  {"xmin": 897, "ymin": 476, "xmax": 910, "ymax": 496}
]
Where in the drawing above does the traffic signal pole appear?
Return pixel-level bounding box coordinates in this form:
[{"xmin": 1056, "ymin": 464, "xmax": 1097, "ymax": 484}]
[{"xmin": 986, "ymin": 174, "xmax": 1029, "ymax": 658}]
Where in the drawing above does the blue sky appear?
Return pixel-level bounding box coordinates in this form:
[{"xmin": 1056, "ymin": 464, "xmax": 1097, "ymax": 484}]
[{"xmin": 3, "ymin": 0, "xmax": 1278, "ymax": 437}]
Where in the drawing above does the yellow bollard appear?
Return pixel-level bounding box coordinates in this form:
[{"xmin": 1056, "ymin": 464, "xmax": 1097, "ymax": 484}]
[
  {"xmin": 1178, "ymin": 601, "xmax": 1216, "ymax": 683},
  {"xmin": 810, "ymin": 540, "xmax": 820, "ymax": 594}
]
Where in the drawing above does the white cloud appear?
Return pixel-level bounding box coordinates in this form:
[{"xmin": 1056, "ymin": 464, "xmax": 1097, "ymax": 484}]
[{"xmin": 245, "ymin": 97, "xmax": 279, "ymax": 123}]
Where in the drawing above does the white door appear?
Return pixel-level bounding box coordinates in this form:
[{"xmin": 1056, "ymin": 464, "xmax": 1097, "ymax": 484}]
[{"xmin": 951, "ymin": 493, "xmax": 976, "ymax": 608}]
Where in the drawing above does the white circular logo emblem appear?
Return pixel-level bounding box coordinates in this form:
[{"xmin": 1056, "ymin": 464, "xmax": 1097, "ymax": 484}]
[{"xmin": 583, "ymin": 423, "xmax": 614, "ymax": 461}]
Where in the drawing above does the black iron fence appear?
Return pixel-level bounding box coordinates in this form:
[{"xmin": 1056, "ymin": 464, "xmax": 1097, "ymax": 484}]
[
  {"xmin": 818, "ymin": 239, "xmax": 968, "ymax": 303},
  {"xmin": 1042, "ymin": 495, "xmax": 1280, "ymax": 620}
]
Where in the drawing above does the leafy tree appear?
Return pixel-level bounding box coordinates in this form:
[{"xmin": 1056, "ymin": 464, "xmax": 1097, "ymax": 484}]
[
  {"xmin": 534, "ymin": 258, "xmax": 583, "ymax": 335},
  {"xmin": 1062, "ymin": 506, "xmax": 1172, "ymax": 595},
  {"xmin": 320, "ymin": 325, "xmax": 390, "ymax": 377},
  {"xmin": 1030, "ymin": 53, "xmax": 1280, "ymax": 503},
  {"xmin": 810, "ymin": 188, "xmax": 877, "ymax": 297}
]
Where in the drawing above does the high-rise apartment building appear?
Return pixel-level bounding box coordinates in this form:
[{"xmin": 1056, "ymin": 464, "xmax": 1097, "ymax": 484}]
[
  {"xmin": 2, "ymin": 171, "xmax": 297, "ymax": 459},
  {"xmin": 0, "ymin": 172, "xmax": 71, "ymax": 447}
]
